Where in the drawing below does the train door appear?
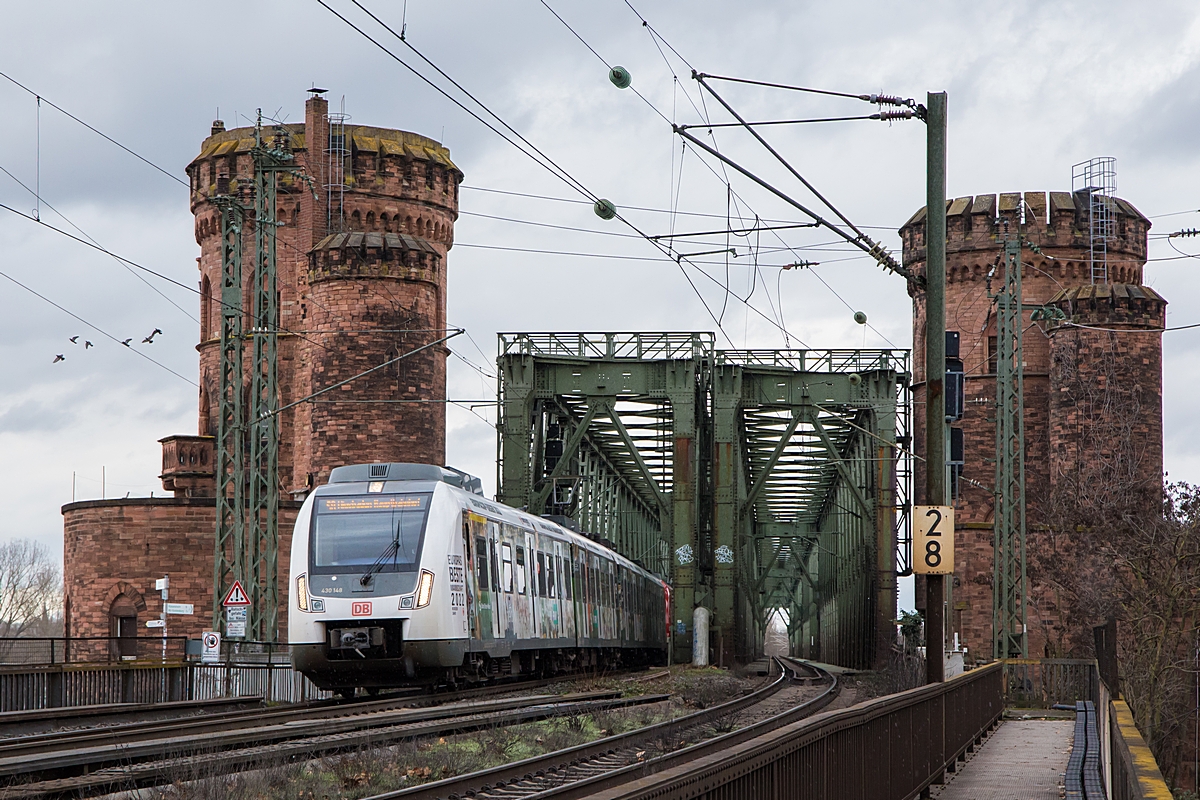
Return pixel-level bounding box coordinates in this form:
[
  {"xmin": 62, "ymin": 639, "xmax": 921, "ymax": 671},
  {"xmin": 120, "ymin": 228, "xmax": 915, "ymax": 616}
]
[
  {"xmin": 491, "ymin": 522, "xmax": 512, "ymax": 640},
  {"xmin": 464, "ymin": 512, "xmax": 493, "ymax": 643},
  {"xmin": 462, "ymin": 512, "xmax": 480, "ymax": 641},
  {"xmin": 525, "ymin": 531, "xmax": 538, "ymax": 638},
  {"xmin": 553, "ymin": 541, "xmax": 565, "ymax": 639},
  {"xmin": 569, "ymin": 544, "xmax": 583, "ymax": 646}
]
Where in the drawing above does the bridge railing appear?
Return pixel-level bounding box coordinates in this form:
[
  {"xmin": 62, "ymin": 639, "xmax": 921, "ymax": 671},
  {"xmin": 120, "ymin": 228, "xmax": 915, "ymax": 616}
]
[
  {"xmin": 609, "ymin": 662, "xmax": 1004, "ymax": 799},
  {"xmin": 1000, "ymin": 658, "xmax": 1171, "ymax": 800},
  {"xmin": 0, "ymin": 639, "xmax": 330, "ymax": 710},
  {"xmin": 1001, "ymin": 658, "xmax": 1100, "ymax": 708}
]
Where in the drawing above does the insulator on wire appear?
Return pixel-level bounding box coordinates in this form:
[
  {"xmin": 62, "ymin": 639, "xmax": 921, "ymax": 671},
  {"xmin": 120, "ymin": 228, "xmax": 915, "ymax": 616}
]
[
  {"xmin": 862, "ymin": 93, "xmax": 911, "ymax": 107},
  {"xmin": 1170, "ymin": 227, "xmax": 1199, "ymax": 238},
  {"xmin": 874, "ymin": 109, "xmax": 916, "ymax": 121}
]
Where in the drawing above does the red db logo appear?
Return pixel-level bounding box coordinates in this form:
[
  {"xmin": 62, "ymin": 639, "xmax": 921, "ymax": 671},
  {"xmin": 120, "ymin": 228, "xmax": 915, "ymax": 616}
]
[{"xmin": 352, "ymin": 602, "xmax": 372, "ymax": 617}]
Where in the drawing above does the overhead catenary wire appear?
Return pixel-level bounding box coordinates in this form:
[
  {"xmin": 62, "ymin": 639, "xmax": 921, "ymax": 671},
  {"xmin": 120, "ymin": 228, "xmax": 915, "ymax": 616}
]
[
  {"xmin": 0, "ymin": 200, "xmax": 431, "ymax": 359},
  {"xmin": 460, "ymin": 185, "xmax": 899, "ymax": 230},
  {"xmin": 0, "ymin": 163, "xmax": 200, "ymax": 324},
  {"xmin": 0, "ymin": 268, "xmax": 198, "ymax": 386},
  {"xmin": 0, "ymin": 70, "xmax": 189, "ymax": 188},
  {"xmin": 273, "ymin": 329, "xmax": 464, "ymax": 416},
  {"xmin": 320, "ymin": 0, "xmax": 793, "ymax": 348},
  {"xmin": 344, "ymin": 0, "xmax": 854, "ymax": 349},
  {"xmin": 607, "ymin": 6, "xmax": 907, "ymax": 341}
]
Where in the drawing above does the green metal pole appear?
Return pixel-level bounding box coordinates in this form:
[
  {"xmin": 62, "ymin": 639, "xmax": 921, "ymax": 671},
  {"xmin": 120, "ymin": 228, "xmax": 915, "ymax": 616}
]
[{"xmin": 924, "ymin": 91, "xmax": 947, "ymax": 684}]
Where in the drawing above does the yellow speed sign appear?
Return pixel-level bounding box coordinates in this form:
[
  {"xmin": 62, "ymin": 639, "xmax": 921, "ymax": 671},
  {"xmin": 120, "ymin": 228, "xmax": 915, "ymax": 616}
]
[{"xmin": 914, "ymin": 506, "xmax": 954, "ymax": 574}]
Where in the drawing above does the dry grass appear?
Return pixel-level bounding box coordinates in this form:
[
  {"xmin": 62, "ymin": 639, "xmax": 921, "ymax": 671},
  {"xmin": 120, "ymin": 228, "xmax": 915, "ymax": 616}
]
[{"xmin": 140, "ymin": 667, "xmax": 754, "ymax": 799}]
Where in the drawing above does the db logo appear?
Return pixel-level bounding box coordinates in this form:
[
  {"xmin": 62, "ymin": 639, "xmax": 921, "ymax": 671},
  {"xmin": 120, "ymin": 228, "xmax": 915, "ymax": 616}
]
[{"xmin": 351, "ymin": 601, "xmax": 372, "ymax": 617}]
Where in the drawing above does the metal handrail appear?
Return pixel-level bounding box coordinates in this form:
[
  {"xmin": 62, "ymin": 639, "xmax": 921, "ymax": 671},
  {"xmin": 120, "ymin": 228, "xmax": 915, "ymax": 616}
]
[
  {"xmin": 369, "ymin": 659, "xmax": 802, "ymax": 800},
  {"xmin": 587, "ymin": 661, "xmax": 1002, "ymax": 800}
]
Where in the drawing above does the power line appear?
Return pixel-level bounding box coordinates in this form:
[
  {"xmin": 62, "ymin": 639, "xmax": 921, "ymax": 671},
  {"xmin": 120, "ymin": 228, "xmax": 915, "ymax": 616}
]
[
  {"xmin": 0, "ymin": 267, "xmax": 198, "ymax": 386},
  {"xmin": 533, "ymin": 3, "xmax": 905, "ymax": 346},
  {"xmin": 342, "ymin": 0, "xmax": 885, "ymax": 348},
  {"xmin": 320, "ymin": 0, "xmax": 744, "ymax": 346},
  {"xmin": 0, "ymin": 70, "xmax": 188, "ymax": 188},
  {"xmin": 460, "ymin": 185, "xmax": 902, "ymax": 230},
  {"xmin": 0, "ymin": 200, "xmax": 380, "ymax": 358},
  {"xmin": 0, "ymin": 163, "xmax": 199, "ymax": 324}
]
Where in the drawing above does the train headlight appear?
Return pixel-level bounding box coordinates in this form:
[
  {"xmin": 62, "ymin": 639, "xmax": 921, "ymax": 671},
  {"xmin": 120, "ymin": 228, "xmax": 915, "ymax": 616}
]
[
  {"xmin": 415, "ymin": 569, "xmax": 435, "ymax": 608},
  {"xmin": 296, "ymin": 574, "xmax": 309, "ymax": 612}
]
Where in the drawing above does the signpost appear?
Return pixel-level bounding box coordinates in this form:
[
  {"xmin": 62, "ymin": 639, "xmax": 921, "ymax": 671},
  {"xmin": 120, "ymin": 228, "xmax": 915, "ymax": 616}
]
[
  {"xmin": 155, "ymin": 576, "xmax": 170, "ymax": 661},
  {"xmin": 165, "ymin": 603, "xmax": 194, "ymax": 615},
  {"xmin": 201, "ymin": 631, "xmax": 221, "ymax": 664},
  {"xmin": 914, "ymin": 506, "xmax": 954, "ymax": 575},
  {"xmin": 223, "ymin": 580, "xmax": 251, "ymax": 639}
]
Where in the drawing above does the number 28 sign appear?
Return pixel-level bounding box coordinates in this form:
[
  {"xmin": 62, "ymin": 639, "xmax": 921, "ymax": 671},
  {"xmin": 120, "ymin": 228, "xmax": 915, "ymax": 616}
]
[{"xmin": 914, "ymin": 506, "xmax": 954, "ymax": 574}]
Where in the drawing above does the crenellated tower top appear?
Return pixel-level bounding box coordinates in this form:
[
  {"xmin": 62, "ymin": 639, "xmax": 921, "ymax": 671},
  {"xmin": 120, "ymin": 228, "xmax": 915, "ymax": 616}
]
[{"xmin": 899, "ymin": 191, "xmax": 1150, "ymax": 288}]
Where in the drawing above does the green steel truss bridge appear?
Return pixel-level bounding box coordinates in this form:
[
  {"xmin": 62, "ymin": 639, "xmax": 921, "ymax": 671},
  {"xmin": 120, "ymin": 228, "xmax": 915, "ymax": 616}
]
[{"xmin": 496, "ymin": 332, "xmax": 911, "ymax": 668}]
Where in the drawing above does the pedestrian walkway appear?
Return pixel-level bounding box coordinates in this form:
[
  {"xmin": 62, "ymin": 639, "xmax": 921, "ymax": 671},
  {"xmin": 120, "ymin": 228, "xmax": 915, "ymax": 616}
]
[{"xmin": 932, "ymin": 719, "xmax": 1074, "ymax": 799}]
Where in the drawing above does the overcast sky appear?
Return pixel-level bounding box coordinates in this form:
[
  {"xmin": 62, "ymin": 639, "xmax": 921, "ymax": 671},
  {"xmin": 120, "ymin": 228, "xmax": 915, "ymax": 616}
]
[{"xmin": 2, "ymin": 1, "xmax": 1199, "ymax": 614}]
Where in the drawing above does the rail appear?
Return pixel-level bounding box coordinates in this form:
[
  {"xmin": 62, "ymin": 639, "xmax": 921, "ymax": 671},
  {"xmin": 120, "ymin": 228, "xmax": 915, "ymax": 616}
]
[
  {"xmin": 1002, "ymin": 658, "xmax": 1100, "ymax": 708},
  {"xmin": 0, "ymin": 637, "xmax": 190, "ymax": 664},
  {"xmin": 576, "ymin": 660, "xmax": 1001, "ymax": 800},
  {"xmin": 1004, "ymin": 658, "xmax": 1171, "ymax": 800},
  {"xmin": 499, "ymin": 332, "xmax": 714, "ymax": 361},
  {"xmin": 714, "ymin": 348, "xmax": 910, "ymax": 374},
  {"xmin": 0, "ymin": 659, "xmax": 329, "ymax": 711},
  {"xmin": 1108, "ymin": 698, "xmax": 1172, "ymax": 800}
]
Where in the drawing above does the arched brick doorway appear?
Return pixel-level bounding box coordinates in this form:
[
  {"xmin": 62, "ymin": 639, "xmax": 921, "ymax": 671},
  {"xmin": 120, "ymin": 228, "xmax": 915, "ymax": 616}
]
[{"xmin": 105, "ymin": 582, "xmax": 147, "ymax": 660}]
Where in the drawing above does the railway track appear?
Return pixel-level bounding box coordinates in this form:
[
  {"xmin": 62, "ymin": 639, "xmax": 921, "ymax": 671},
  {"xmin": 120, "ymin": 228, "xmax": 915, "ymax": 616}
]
[
  {"xmin": 0, "ymin": 678, "xmax": 666, "ymax": 799},
  {"xmin": 368, "ymin": 657, "xmax": 838, "ymax": 800},
  {"xmin": 0, "ymin": 673, "xmax": 583, "ymax": 758},
  {"xmin": 0, "ymin": 695, "xmax": 264, "ymax": 738}
]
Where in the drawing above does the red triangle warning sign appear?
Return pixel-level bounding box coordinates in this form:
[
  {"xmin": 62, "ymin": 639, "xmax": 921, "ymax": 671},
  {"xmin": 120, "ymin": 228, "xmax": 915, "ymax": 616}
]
[{"xmin": 222, "ymin": 580, "xmax": 251, "ymax": 607}]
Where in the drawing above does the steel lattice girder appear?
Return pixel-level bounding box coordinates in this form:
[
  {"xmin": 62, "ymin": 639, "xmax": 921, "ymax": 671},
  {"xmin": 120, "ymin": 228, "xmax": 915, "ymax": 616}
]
[
  {"xmin": 212, "ymin": 121, "xmax": 297, "ymax": 642},
  {"xmin": 716, "ymin": 356, "xmax": 905, "ymax": 668},
  {"xmin": 496, "ymin": 333, "xmax": 909, "ymax": 669}
]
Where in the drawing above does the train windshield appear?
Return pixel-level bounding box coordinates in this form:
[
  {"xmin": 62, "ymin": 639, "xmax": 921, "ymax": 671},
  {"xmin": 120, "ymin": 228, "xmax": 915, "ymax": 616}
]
[{"xmin": 311, "ymin": 493, "xmax": 431, "ymax": 573}]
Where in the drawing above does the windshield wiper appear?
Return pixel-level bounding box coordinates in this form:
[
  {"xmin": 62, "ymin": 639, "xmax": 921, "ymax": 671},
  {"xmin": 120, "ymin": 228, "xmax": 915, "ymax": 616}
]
[{"xmin": 360, "ymin": 524, "xmax": 402, "ymax": 586}]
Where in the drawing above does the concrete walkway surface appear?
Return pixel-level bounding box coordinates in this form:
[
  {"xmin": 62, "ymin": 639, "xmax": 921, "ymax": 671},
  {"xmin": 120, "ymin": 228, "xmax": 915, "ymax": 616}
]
[{"xmin": 931, "ymin": 719, "xmax": 1073, "ymax": 799}]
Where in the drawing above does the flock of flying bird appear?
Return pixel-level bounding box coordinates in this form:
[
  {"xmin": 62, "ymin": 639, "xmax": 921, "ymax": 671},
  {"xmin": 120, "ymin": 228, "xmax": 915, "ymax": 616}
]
[{"xmin": 53, "ymin": 328, "xmax": 162, "ymax": 363}]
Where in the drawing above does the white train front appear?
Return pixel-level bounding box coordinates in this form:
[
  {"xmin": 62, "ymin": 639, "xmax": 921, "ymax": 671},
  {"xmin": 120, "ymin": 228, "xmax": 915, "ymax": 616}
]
[{"xmin": 290, "ymin": 463, "xmax": 669, "ymax": 691}]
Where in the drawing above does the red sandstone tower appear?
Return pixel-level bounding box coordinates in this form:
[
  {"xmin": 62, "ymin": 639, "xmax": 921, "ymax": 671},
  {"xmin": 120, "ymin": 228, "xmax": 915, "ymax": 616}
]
[
  {"xmin": 902, "ymin": 191, "xmax": 1164, "ymax": 659},
  {"xmin": 62, "ymin": 91, "xmax": 462, "ymax": 645}
]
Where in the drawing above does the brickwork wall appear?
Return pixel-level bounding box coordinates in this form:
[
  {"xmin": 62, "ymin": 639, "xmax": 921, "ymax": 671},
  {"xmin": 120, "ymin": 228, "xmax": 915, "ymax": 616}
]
[
  {"xmin": 902, "ymin": 190, "xmax": 1159, "ymax": 659},
  {"xmin": 62, "ymin": 92, "xmax": 460, "ymax": 650},
  {"xmin": 187, "ymin": 93, "xmax": 460, "ymax": 495},
  {"xmin": 62, "ymin": 498, "xmax": 300, "ymax": 641}
]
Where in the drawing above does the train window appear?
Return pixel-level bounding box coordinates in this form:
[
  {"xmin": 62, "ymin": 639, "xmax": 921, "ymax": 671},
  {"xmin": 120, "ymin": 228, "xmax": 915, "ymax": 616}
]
[
  {"xmin": 475, "ymin": 536, "xmax": 489, "ymax": 590},
  {"xmin": 563, "ymin": 557, "xmax": 572, "ymax": 600},
  {"xmin": 536, "ymin": 552, "xmax": 547, "ymax": 597},
  {"xmin": 515, "ymin": 547, "xmax": 527, "ymax": 595},
  {"xmin": 501, "ymin": 543, "xmax": 513, "ymax": 593},
  {"xmin": 547, "ymin": 555, "xmax": 556, "ymax": 599}
]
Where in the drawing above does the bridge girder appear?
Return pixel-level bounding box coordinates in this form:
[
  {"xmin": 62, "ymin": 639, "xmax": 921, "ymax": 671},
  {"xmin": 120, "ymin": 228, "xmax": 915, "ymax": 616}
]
[{"xmin": 496, "ymin": 333, "xmax": 910, "ymax": 669}]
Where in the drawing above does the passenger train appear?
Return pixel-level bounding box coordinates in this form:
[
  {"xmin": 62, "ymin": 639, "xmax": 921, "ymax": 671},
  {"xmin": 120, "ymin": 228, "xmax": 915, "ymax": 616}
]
[{"xmin": 290, "ymin": 463, "xmax": 670, "ymax": 691}]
